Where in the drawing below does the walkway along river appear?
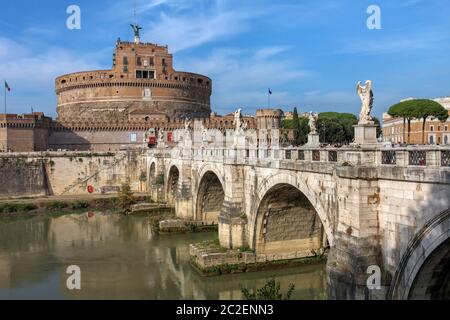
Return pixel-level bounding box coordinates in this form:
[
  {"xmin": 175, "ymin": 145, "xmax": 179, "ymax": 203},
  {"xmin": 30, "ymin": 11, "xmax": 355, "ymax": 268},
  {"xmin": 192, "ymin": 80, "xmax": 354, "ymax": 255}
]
[{"xmin": 0, "ymin": 212, "xmax": 327, "ymax": 299}]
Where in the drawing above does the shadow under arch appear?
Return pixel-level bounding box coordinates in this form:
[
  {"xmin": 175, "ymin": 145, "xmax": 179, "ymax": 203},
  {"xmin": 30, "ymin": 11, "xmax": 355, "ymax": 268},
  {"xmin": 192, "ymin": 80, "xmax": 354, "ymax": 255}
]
[
  {"xmin": 149, "ymin": 161, "xmax": 156, "ymax": 186},
  {"xmin": 195, "ymin": 170, "xmax": 225, "ymax": 222},
  {"xmin": 249, "ymin": 172, "xmax": 334, "ymax": 252},
  {"xmin": 166, "ymin": 165, "xmax": 180, "ymax": 205},
  {"xmin": 251, "ymin": 182, "xmax": 330, "ymax": 256},
  {"xmin": 388, "ymin": 208, "xmax": 450, "ymax": 300}
]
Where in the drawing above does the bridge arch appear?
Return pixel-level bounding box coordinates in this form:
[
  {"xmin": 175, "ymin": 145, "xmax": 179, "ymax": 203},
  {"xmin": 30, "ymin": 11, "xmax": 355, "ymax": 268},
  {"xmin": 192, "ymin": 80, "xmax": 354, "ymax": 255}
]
[
  {"xmin": 149, "ymin": 161, "xmax": 156, "ymax": 186},
  {"xmin": 195, "ymin": 169, "xmax": 225, "ymax": 222},
  {"xmin": 388, "ymin": 208, "xmax": 450, "ymax": 300},
  {"xmin": 250, "ymin": 172, "xmax": 334, "ymax": 254},
  {"xmin": 166, "ymin": 165, "xmax": 180, "ymax": 205}
]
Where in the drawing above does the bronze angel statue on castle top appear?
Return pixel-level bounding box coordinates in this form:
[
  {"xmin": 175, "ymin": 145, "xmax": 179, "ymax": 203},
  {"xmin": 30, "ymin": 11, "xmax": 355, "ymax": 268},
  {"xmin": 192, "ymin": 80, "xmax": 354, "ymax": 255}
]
[{"xmin": 130, "ymin": 24, "xmax": 142, "ymax": 37}]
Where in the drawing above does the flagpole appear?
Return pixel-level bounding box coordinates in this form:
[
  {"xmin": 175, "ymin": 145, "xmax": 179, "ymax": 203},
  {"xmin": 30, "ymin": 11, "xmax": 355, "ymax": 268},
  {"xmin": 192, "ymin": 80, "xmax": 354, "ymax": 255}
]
[{"xmin": 4, "ymin": 80, "xmax": 6, "ymax": 115}]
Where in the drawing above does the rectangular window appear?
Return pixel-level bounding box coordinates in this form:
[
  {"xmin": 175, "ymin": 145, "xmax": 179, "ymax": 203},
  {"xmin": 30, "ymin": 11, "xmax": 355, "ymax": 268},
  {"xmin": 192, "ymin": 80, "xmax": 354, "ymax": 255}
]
[
  {"xmin": 149, "ymin": 71, "xmax": 155, "ymax": 79},
  {"xmin": 123, "ymin": 66, "xmax": 128, "ymax": 73},
  {"xmin": 123, "ymin": 56, "xmax": 128, "ymax": 65},
  {"xmin": 136, "ymin": 70, "xmax": 142, "ymax": 79},
  {"xmin": 130, "ymin": 133, "xmax": 137, "ymax": 142},
  {"xmin": 136, "ymin": 57, "xmax": 141, "ymax": 66},
  {"xmin": 149, "ymin": 57, "xmax": 154, "ymax": 66}
]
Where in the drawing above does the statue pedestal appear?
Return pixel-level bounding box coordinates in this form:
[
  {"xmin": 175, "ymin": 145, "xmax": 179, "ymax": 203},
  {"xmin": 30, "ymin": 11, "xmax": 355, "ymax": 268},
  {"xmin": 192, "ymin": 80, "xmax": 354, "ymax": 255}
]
[
  {"xmin": 353, "ymin": 124, "xmax": 378, "ymax": 145},
  {"xmin": 307, "ymin": 134, "xmax": 320, "ymax": 147}
]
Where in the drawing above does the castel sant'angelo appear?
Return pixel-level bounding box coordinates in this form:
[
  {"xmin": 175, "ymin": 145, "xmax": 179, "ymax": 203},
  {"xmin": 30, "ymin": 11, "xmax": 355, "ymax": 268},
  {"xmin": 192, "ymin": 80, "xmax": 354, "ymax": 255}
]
[
  {"xmin": 56, "ymin": 25, "xmax": 212, "ymax": 124},
  {"xmin": 0, "ymin": 25, "xmax": 285, "ymax": 152}
]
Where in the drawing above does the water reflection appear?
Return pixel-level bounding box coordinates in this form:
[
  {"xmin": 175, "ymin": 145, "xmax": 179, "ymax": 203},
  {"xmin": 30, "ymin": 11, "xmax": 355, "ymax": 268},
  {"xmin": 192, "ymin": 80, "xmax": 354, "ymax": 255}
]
[{"xmin": 0, "ymin": 213, "xmax": 327, "ymax": 300}]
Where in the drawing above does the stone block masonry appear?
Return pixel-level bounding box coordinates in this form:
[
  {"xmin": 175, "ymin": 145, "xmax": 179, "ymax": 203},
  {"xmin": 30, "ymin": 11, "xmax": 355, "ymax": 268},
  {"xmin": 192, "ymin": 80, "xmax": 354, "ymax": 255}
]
[{"xmin": 0, "ymin": 151, "xmax": 144, "ymax": 198}]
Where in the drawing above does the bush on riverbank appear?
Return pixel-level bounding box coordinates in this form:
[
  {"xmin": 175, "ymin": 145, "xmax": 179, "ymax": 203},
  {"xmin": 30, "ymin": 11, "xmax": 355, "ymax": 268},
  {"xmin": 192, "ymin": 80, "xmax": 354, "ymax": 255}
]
[
  {"xmin": 0, "ymin": 195, "xmax": 147, "ymax": 215},
  {"xmin": 242, "ymin": 278, "xmax": 295, "ymax": 300},
  {"xmin": 45, "ymin": 201, "xmax": 69, "ymax": 209},
  {"xmin": 117, "ymin": 182, "xmax": 135, "ymax": 213},
  {"xmin": 0, "ymin": 203, "xmax": 37, "ymax": 213}
]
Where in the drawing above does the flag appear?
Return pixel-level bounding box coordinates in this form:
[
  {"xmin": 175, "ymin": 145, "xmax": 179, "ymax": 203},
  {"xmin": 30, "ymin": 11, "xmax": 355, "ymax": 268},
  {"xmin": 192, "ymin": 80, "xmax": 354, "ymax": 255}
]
[
  {"xmin": 4, "ymin": 81, "xmax": 10, "ymax": 92},
  {"xmin": 268, "ymin": 88, "xmax": 272, "ymax": 95}
]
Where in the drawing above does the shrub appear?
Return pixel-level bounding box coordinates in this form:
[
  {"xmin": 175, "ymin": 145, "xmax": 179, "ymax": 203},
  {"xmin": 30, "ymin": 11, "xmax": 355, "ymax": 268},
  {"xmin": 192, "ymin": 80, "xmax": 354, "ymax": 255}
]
[
  {"xmin": 117, "ymin": 182, "xmax": 135, "ymax": 213},
  {"xmin": 0, "ymin": 203, "xmax": 37, "ymax": 213},
  {"xmin": 69, "ymin": 201, "xmax": 89, "ymax": 209},
  {"xmin": 45, "ymin": 201, "xmax": 69, "ymax": 210},
  {"xmin": 242, "ymin": 278, "xmax": 295, "ymax": 300}
]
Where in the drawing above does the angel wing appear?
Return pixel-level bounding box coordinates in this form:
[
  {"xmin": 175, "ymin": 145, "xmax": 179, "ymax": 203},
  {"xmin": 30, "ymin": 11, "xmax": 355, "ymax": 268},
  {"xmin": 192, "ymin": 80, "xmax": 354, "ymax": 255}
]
[{"xmin": 356, "ymin": 81, "xmax": 362, "ymax": 95}]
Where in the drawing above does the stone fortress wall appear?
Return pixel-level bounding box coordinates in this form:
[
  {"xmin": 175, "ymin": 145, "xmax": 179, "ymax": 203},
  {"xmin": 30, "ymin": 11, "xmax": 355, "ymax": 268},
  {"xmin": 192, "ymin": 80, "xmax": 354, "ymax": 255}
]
[{"xmin": 0, "ymin": 151, "xmax": 146, "ymax": 198}]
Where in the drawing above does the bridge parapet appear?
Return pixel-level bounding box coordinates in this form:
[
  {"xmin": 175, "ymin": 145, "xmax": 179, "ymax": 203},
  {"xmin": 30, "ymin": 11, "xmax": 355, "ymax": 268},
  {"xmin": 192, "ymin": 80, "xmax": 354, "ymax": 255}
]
[{"xmin": 153, "ymin": 144, "xmax": 450, "ymax": 169}]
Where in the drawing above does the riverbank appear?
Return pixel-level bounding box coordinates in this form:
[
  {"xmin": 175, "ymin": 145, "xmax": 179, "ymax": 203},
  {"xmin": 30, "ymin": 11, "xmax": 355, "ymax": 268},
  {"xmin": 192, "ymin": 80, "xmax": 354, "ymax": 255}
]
[{"xmin": 0, "ymin": 193, "xmax": 149, "ymax": 217}]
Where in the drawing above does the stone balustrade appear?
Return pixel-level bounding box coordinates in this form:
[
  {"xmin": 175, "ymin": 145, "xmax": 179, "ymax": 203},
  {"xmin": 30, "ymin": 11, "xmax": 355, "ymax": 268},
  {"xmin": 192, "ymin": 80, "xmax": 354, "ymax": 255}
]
[{"xmin": 154, "ymin": 144, "xmax": 450, "ymax": 169}]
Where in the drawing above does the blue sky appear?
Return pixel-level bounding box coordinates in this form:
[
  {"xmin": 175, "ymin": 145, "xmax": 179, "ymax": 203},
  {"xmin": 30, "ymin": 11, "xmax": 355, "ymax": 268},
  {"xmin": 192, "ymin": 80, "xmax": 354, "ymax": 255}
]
[{"xmin": 0, "ymin": 0, "xmax": 449, "ymax": 119}]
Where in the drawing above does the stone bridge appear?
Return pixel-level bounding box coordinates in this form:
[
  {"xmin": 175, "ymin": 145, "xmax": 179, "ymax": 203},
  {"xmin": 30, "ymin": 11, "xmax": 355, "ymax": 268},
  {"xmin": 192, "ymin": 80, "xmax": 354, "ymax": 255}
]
[{"xmin": 144, "ymin": 125, "xmax": 450, "ymax": 300}]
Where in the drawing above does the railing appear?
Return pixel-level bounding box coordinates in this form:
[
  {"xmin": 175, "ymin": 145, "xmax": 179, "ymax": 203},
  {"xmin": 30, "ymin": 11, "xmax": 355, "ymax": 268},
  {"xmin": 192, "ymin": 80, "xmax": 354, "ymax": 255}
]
[
  {"xmin": 382, "ymin": 151, "xmax": 396, "ymax": 165},
  {"xmin": 285, "ymin": 150, "xmax": 291, "ymax": 160},
  {"xmin": 328, "ymin": 151, "xmax": 338, "ymax": 163},
  {"xmin": 409, "ymin": 151, "xmax": 426, "ymax": 166},
  {"xmin": 442, "ymin": 151, "xmax": 450, "ymax": 167},
  {"xmin": 154, "ymin": 144, "xmax": 450, "ymax": 169},
  {"xmin": 312, "ymin": 150, "xmax": 320, "ymax": 162}
]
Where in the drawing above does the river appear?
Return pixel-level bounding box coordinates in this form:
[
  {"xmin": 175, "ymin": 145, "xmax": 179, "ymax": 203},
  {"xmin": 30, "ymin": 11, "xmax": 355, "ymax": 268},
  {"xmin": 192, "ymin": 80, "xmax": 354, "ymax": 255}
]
[{"xmin": 0, "ymin": 212, "xmax": 327, "ymax": 300}]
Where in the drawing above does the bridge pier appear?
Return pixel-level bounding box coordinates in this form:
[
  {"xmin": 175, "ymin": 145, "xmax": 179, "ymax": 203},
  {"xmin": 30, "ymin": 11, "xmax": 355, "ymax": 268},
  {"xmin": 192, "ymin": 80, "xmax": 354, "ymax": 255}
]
[
  {"xmin": 175, "ymin": 162, "xmax": 195, "ymax": 220},
  {"xmin": 326, "ymin": 169, "xmax": 389, "ymax": 299},
  {"xmin": 218, "ymin": 165, "xmax": 248, "ymax": 249}
]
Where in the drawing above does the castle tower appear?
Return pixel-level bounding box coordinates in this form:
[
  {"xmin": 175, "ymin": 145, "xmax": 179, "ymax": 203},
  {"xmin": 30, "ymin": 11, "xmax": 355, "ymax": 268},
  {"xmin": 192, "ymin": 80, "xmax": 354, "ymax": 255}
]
[{"xmin": 55, "ymin": 27, "xmax": 212, "ymax": 125}]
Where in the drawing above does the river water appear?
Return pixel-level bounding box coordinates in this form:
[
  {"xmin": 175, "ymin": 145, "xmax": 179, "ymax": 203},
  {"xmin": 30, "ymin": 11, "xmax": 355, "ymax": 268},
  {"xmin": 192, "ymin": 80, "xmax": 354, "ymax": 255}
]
[{"xmin": 0, "ymin": 212, "xmax": 327, "ymax": 300}]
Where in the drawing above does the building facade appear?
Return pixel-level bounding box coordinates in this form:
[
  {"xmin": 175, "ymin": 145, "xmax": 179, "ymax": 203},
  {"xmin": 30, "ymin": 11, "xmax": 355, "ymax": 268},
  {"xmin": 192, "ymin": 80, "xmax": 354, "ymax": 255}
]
[
  {"xmin": 0, "ymin": 113, "xmax": 52, "ymax": 152},
  {"xmin": 382, "ymin": 97, "xmax": 450, "ymax": 145}
]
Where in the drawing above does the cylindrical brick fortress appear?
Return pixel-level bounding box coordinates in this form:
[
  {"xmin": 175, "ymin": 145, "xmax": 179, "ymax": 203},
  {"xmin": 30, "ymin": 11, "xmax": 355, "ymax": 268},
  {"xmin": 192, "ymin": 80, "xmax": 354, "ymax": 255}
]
[{"xmin": 55, "ymin": 40, "xmax": 211, "ymax": 124}]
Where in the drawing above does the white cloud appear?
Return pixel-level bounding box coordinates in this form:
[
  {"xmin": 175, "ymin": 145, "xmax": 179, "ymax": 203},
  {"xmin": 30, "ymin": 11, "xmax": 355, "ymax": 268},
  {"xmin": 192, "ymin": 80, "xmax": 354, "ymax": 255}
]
[
  {"xmin": 143, "ymin": 8, "xmax": 262, "ymax": 52},
  {"xmin": 176, "ymin": 46, "xmax": 310, "ymax": 113},
  {"xmin": 0, "ymin": 37, "xmax": 102, "ymax": 115},
  {"xmin": 254, "ymin": 46, "xmax": 290, "ymax": 59}
]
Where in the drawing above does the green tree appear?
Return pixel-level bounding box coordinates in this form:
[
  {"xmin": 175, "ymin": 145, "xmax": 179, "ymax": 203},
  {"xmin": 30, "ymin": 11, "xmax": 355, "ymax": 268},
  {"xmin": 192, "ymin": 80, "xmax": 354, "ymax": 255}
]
[
  {"xmin": 317, "ymin": 112, "xmax": 358, "ymax": 144},
  {"xmin": 242, "ymin": 278, "xmax": 295, "ymax": 300},
  {"xmin": 388, "ymin": 101, "xmax": 416, "ymax": 143},
  {"xmin": 118, "ymin": 182, "xmax": 135, "ymax": 213}
]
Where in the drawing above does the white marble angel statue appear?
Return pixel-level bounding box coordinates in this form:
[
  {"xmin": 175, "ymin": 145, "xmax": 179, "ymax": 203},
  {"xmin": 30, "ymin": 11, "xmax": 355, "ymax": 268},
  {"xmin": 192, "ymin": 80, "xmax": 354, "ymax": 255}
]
[
  {"xmin": 357, "ymin": 80, "xmax": 374, "ymax": 124},
  {"xmin": 234, "ymin": 108, "xmax": 243, "ymax": 132},
  {"xmin": 201, "ymin": 123, "xmax": 208, "ymax": 142},
  {"xmin": 308, "ymin": 111, "xmax": 318, "ymax": 135},
  {"xmin": 184, "ymin": 118, "xmax": 192, "ymax": 133}
]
